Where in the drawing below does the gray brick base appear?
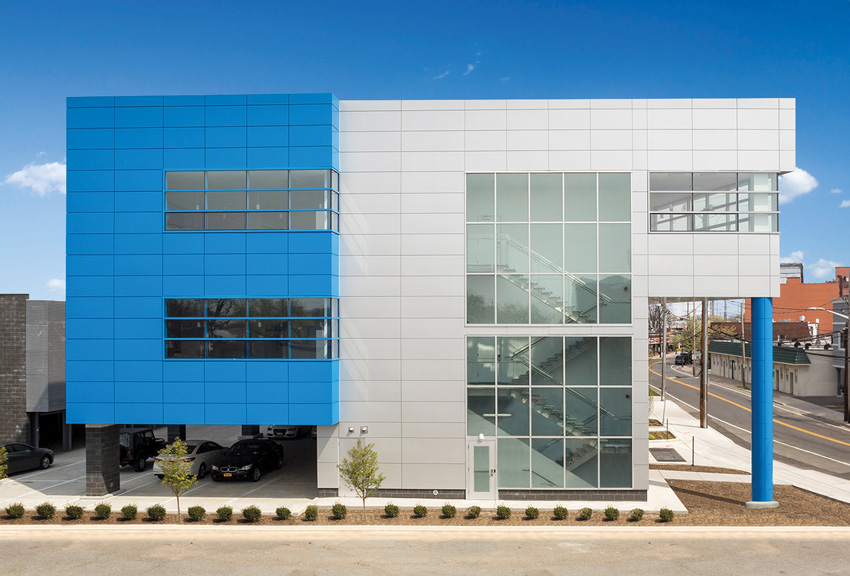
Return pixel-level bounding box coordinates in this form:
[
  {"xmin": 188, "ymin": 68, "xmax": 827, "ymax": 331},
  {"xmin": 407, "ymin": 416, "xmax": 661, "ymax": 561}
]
[
  {"xmin": 319, "ymin": 488, "xmax": 466, "ymax": 499},
  {"xmin": 498, "ymin": 489, "xmax": 648, "ymax": 501},
  {"xmin": 319, "ymin": 488, "xmax": 648, "ymax": 502},
  {"xmin": 86, "ymin": 425, "xmax": 120, "ymax": 496}
]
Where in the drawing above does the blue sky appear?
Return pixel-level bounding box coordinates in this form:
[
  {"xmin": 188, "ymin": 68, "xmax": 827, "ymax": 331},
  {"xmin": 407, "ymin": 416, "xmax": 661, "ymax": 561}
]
[{"xmin": 1, "ymin": 0, "xmax": 847, "ymax": 299}]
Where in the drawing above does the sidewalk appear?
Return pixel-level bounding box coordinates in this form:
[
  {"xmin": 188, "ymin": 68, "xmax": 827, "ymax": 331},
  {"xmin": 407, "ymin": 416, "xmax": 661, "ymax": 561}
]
[{"xmin": 649, "ymin": 387, "xmax": 850, "ymax": 504}]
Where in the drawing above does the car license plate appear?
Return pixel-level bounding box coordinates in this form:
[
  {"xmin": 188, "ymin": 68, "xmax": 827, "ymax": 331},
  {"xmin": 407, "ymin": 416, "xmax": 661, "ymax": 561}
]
[{"xmin": 223, "ymin": 473, "xmax": 232, "ymax": 477}]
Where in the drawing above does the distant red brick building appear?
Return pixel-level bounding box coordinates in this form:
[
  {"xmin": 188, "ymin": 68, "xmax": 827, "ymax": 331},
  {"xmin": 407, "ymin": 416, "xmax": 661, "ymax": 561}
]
[{"xmin": 744, "ymin": 266, "xmax": 850, "ymax": 339}]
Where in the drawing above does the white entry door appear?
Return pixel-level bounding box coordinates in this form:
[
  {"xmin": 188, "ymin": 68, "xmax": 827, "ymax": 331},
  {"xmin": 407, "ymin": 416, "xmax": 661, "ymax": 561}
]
[{"xmin": 467, "ymin": 438, "xmax": 496, "ymax": 499}]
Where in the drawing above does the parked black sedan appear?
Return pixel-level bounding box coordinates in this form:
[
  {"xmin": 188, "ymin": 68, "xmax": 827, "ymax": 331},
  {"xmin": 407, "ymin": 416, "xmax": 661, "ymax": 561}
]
[
  {"xmin": 210, "ymin": 438, "xmax": 283, "ymax": 482},
  {"xmin": 1, "ymin": 442, "xmax": 54, "ymax": 474}
]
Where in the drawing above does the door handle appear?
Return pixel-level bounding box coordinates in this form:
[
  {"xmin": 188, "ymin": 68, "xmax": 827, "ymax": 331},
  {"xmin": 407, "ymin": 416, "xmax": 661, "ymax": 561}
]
[{"xmin": 490, "ymin": 469, "xmax": 496, "ymax": 476}]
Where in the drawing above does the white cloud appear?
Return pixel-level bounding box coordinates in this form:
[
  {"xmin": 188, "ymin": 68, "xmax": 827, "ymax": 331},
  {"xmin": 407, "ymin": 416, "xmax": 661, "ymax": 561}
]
[
  {"xmin": 778, "ymin": 167, "xmax": 818, "ymax": 205},
  {"xmin": 830, "ymin": 188, "xmax": 842, "ymax": 194},
  {"xmin": 809, "ymin": 258, "xmax": 842, "ymax": 280},
  {"xmin": 4, "ymin": 161, "xmax": 66, "ymax": 196},
  {"xmin": 46, "ymin": 278, "xmax": 65, "ymax": 294},
  {"xmin": 433, "ymin": 70, "xmax": 449, "ymax": 80},
  {"xmin": 463, "ymin": 64, "xmax": 475, "ymax": 76},
  {"xmin": 840, "ymin": 200, "xmax": 850, "ymax": 208},
  {"xmin": 780, "ymin": 250, "xmax": 804, "ymax": 263}
]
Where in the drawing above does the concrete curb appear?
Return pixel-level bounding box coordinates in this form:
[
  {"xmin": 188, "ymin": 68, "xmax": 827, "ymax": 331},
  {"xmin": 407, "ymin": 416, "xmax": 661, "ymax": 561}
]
[{"xmin": 3, "ymin": 524, "xmax": 850, "ymax": 535}]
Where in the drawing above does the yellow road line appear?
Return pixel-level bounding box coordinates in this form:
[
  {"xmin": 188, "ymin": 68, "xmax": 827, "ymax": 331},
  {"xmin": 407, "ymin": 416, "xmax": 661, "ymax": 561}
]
[{"xmin": 649, "ymin": 365, "xmax": 850, "ymax": 448}]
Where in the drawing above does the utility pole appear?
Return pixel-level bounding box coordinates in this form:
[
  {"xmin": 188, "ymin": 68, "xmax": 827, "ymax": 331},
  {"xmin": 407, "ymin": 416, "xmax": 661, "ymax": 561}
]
[
  {"xmin": 692, "ymin": 299, "xmax": 697, "ymax": 376},
  {"xmin": 844, "ymin": 296, "xmax": 850, "ymax": 422},
  {"xmin": 740, "ymin": 299, "xmax": 747, "ymax": 389},
  {"xmin": 700, "ymin": 297, "xmax": 709, "ymax": 428},
  {"xmin": 661, "ymin": 297, "xmax": 667, "ymax": 400}
]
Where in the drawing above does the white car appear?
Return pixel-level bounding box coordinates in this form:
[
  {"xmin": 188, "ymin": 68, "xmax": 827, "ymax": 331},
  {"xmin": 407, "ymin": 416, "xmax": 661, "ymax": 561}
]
[
  {"xmin": 267, "ymin": 425, "xmax": 310, "ymax": 439},
  {"xmin": 153, "ymin": 440, "xmax": 226, "ymax": 479}
]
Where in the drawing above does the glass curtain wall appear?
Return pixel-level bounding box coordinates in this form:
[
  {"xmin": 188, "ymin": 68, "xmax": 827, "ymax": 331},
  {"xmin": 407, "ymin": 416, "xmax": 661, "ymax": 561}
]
[
  {"xmin": 466, "ymin": 336, "xmax": 633, "ymax": 489},
  {"xmin": 466, "ymin": 172, "xmax": 632, "ymax": 325}
]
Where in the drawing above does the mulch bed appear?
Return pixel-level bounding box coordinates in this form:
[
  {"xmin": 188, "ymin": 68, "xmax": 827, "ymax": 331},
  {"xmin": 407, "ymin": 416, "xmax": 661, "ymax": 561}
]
[
  {"xmin": 650, "ymin": 464, "xmax": 750, "ymax": 475},
  {"xmin": 2, "ymin": 481, "xmax": 848, "ymax": 527}
]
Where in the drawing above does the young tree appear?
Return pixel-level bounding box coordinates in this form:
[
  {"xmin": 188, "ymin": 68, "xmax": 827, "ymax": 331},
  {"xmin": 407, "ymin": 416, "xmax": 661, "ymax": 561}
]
[
  {"xmin": 158, "ymin": 438, "xmax": 197, "ymax": 518},
  {"xmin": 337, "ymin": 439, "xmax": 386, "ymax": 521},
  {"xmin": 0, "ymin": 446, "xmax": 7, "ymax": 480}
]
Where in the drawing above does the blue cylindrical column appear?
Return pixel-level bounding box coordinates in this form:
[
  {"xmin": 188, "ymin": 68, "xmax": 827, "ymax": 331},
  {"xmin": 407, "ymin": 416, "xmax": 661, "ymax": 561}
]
[{"xmin": 748, "ymin": 297, "xmax": 778, "ymax": 507}]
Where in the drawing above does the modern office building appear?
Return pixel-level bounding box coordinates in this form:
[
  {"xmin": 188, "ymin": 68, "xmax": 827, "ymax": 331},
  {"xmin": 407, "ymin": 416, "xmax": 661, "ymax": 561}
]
[{"xmin": 66, "ymin": 95, "xmax": 791, "ymax": 499}]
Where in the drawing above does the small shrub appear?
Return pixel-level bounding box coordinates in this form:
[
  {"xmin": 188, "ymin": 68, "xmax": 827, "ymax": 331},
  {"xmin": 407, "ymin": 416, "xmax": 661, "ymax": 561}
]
[
  {"xmin": 604, "ymin": 506, "xmax": 619, "ymax": 521},
  {"xmin": 496, "ymin": 505, "xmax": 511, "ymax": 520},
  {"xmin": 413, "ymin": 504, "xmax": 428, "ymax": 518},
  {"xmin": 94, "ymin": 503, "xmax": 112, "ymax": 520},
  {"xmin": 553, "ymin": 505, "xmax": 568, "ymax": 520},
  {"xmin": 275, "ymin": 506, "xmax": 291, "ymax": 520},
  {"xmin": 629, "ymin": 508, "xmax": 644, "ymax": 522},
  {"xmin": 304, "ymin": 505, "xmax": 318, "ymax": 521},
  {"xmin": 331, "ymin": 502, "xmax": 347, "ymax": 520},
  {"xmin": 36, "ymin": 502, "xmax": 56, "ymax": 520},
  {"xmin": 120, "ymin": 504, "xmax": 138, "ymax": 520},
  {"xmin": 120, "ymin": 504, "xmax": 137, "ymax": 520},
  {"xmin": 6, "ymin": 503, "xmax": 25, "ymax": 519},
  {"xmin": 441, "ymin": 503, "xmax": 457, "ymax": 518},
  {"xmin": 187, "ymin": 506, "xmax": 206, "ymax": 522},
  {"xmin": 525, "ymin": 506, "xmax": 539, "ymax": 520},
  {"xmin": 384, "ymin": 503, "xmax": 400, "ymax": 518},
  {"xmin": 659, "ymin": 507, "xmax": 675, "ymax": 522},
  {"xmin": 242, "ymin": 505, "xmax": 262, "ymax": 523},
  {"xmin": 577, "ymin": 507, "xmax": 593, "ymax": 521},
  {"xmin": 466, "ymin": 505, "xmax": 481, "ymax": 519},
  {"xmin": 216, "ymin": 505, "xmax": 233, "ymax": 522},
  {"xmin": 64, "ymin": 504, "xmax": 84, "ymax": 520},
  {"xmin": 146, "ymin": 504, "xmax": 166, "ymax": 522}
]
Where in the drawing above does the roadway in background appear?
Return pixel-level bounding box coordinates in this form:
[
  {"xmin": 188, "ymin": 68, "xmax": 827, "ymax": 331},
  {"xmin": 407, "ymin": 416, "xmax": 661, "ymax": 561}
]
[{"xmin": 650, "ymin": 361, "xmax": 850, "ymax": 480}]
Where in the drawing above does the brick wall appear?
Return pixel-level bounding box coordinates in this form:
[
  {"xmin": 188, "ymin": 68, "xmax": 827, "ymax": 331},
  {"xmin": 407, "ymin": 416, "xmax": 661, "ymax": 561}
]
[
  {"xmin": 0, "ymin": 294, "xmax": 30, "ymax": 442},
  {"xmin": 85, "ymin": 425, "xmax": 120, "ymax": 496}
]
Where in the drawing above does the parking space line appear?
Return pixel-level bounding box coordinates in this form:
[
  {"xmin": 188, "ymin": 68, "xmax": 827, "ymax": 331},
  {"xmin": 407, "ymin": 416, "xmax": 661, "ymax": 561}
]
[
  {"xmin": 223, "ymin": 475, "xmax": 282, "ymax": 505},
  {"xmin": 13, "ymin": 460, "xmax": 86, "ymax": 480},
  {"xmin": 112, "ymin": 477, "xmax": 162, "ymax": 496},
  {"xmin": 0, "ymin": 476, "xmax": 87, "ymax": 506}
]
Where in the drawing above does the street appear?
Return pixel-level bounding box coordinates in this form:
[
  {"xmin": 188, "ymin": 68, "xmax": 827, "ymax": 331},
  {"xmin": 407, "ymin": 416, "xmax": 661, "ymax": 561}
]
[
  {"xmin": 650, "ymin": 361, "xmax": 850, "ymax": 480},
  {"xmin": 3, "ymin": 527, "xmax": 850, "ymax": 575}
]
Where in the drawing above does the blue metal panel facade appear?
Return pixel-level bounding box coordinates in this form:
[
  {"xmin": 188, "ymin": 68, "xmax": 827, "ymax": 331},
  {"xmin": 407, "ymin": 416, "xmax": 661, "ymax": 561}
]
[{"xmin": 66, "ymin": 94, "xmax": 340, "ymax": 425}]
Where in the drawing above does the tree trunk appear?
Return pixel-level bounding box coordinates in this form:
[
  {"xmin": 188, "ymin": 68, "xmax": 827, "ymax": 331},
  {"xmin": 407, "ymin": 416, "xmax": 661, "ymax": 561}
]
[{"xmin": 362, "ymin": 497, "xmax": 367, "ymax": 522}]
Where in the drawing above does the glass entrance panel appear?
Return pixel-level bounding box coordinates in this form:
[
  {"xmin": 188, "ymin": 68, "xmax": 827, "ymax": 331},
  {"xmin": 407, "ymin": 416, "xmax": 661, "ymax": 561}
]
[{"xmin": 474, "ymin": 445, "xmax": 490, "ymax": 492}]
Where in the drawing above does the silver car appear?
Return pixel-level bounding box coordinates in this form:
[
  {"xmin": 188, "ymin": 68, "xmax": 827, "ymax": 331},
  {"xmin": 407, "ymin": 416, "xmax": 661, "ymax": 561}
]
[
  {"xmin": 267, "ymin": 425, "xmax": 310, "ymax": 439},
  {"xmin": 153, "ymin": 440, "xmax": 226, "ymax": 479}
]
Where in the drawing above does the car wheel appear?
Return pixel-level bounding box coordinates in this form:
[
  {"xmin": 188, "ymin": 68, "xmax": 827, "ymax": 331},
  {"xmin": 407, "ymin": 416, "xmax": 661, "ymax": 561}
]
[
  {"xmin": 39, "ymin": 455, "xmax": 51, "ymax": 470},
  {"xmin": 252, "ymin": 467, "xmax": 262, "ymax": 482},
  {"xmin": 134, "ymin": 458, "xmax": 146, "ymax": 472},
  {"xmin": 198, "ymin": 463, "xmax": 208, "ymax": 479},
  {"xmin": 155, "ymin": 474, "xmax": 163, "ymax": 479}
]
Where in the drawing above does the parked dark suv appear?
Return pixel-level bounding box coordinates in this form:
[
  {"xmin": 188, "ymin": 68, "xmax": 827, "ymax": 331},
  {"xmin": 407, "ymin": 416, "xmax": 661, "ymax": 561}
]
[
  {"xmin": 210, "ymin": 438, "xmax": 284, "ymax": 482},
  {"xmin": 119, "ymin": 428, "xmax": 166, "ymax": 472}
]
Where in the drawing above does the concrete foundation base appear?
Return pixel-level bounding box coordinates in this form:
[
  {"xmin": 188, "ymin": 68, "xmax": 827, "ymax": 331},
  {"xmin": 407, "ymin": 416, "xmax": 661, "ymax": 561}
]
[{"xmin": 745, "ymin": 500, "xmax": 780, "ymax": 509}]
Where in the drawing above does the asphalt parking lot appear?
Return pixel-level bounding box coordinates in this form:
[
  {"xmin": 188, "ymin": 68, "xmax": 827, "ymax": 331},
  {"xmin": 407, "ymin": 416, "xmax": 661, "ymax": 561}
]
[{"xmin": 0, "ymin": 425, "xmax": 319, "ymax": 512}]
